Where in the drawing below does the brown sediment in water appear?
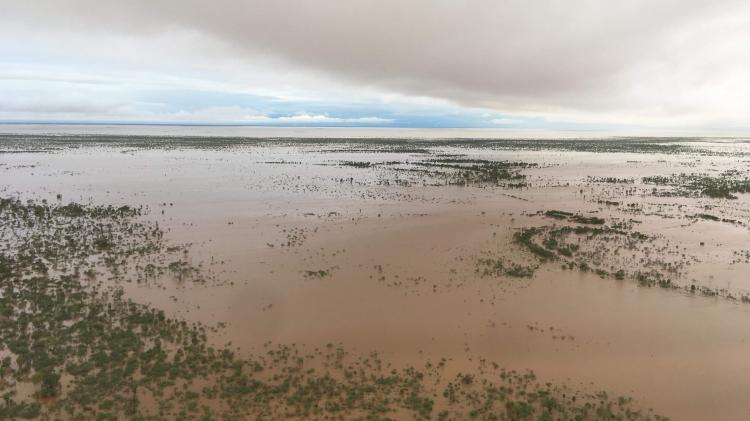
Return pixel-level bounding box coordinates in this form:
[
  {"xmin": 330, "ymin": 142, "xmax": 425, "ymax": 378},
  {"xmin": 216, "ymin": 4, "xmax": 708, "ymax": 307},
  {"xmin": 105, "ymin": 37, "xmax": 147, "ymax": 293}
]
[{"xmin": 3, "ymin": 134, "xmax": 750, "ymax": 419}]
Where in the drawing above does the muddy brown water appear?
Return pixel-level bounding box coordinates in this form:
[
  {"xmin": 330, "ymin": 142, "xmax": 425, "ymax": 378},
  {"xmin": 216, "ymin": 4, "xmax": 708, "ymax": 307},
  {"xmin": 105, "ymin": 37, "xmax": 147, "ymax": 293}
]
[{"xmin": 3, "ymin": 133, "xmax": 750, "ymax": 419}]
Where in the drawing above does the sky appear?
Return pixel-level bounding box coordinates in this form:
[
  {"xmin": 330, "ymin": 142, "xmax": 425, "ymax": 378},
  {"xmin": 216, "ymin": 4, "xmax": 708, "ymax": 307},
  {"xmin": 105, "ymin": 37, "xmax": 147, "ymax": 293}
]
[{"xmin": 1, "ymin": 0, "xmax": 750, "ymax": 132}]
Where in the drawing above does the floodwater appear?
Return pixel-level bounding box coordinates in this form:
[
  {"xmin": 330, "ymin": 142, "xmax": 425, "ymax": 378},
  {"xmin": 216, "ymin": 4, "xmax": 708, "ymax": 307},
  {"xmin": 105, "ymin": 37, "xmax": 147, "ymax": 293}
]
[{"xmin": 3, "ymin": 127, "xmax": 750, "ymax": 419}]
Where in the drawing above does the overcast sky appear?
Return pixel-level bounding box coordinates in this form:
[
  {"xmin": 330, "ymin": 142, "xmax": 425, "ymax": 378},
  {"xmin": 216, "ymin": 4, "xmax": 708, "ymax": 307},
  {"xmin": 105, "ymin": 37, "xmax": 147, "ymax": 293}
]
[{"xmin": 2, "ymin": 0, "xmax": 749, "ymax": 132}]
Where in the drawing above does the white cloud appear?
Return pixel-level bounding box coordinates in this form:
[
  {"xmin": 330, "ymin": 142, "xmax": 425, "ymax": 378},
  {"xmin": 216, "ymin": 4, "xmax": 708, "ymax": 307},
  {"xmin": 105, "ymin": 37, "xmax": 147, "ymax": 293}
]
[
  {"xmin": 0, "ymin": 101, "xmax": 394, "ymax": 125},
  {"xmin": 2, "ymin": 0, "xmax": 750, "ymax": 130},
  {"xmin": 262, "ymin": 114, "xmax": 391, "ymax": 124},
  {"xmin": 489, "ymin": 118, "xmax": 524, "ymax": 126}
]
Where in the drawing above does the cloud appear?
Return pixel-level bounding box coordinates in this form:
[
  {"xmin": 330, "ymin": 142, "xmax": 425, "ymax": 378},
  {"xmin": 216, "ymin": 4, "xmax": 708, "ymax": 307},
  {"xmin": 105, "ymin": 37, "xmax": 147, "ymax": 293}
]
[
  {"xmin": 157, "ymin": 109, "xmax": 393, "ymax": 125},
  {"xmin": 140, "ymin": 106, "xmax": 394, "ymax": 125},
  {"xmin": 0, "ymin": 101, "xmax": 394, "ymax": 126},
  {"xmin": 490, "ymin": 118, "xmax": 525, "ymax": 126},
  {"xmin": 2, "ymin": 0, "xmax": 750, "ymax": 130},
  {"xmin": 0, "ymin": 96, "xmax": 128, "ymax": 114},
  {"xmin": 248, "ymin": 114, "xmax": 392, "ymax": 124}
]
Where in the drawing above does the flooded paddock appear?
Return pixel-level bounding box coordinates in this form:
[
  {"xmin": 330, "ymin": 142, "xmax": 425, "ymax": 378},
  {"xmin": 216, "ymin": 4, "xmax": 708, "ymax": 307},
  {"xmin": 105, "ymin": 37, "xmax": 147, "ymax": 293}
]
[{"xmin": 2, "ymin": 129, "xmax": 750, "ymax": 419}]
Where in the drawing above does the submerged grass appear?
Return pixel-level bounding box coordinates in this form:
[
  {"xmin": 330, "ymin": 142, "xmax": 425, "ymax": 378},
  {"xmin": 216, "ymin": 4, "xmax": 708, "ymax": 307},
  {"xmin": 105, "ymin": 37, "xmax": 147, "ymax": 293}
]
[
  {"xmin": 476, "ymin": 257, "xmax": 536, "ymax": 278},
  {"xmin": 643, "ymin": 172, "xmax": 750, "ymax": 199},
  {"xmin": 513, "ymin": 215, "xmax": 750, "ymax": 303},
  {"xmin": 0, "ymin": 196, "xmax": 666, "ymax": 419}
]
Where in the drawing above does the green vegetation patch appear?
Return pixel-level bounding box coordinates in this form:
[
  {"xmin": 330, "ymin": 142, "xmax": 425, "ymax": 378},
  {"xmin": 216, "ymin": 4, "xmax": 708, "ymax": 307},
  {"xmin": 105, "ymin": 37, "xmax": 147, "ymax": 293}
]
[
  {"xmin": 643, "ymin": 172, "xmax": 750, "ymax": 199},
  {"xmin": 513, "ymin": 216, "xmax": 750, "ymax": 303},
  {"xmin": 476, "ymin": 257, "xmax": 536, "ymax": 278},
  {"xmin": 416, "ymin": 158, "xmax": 535, "ymax": 187},
  {"xmin": 543, "ymin": 210, "xmax": 604, "ymax": 225}
]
